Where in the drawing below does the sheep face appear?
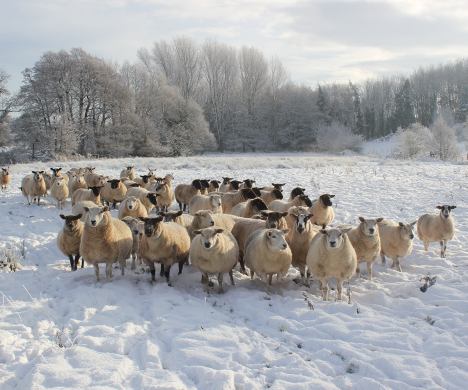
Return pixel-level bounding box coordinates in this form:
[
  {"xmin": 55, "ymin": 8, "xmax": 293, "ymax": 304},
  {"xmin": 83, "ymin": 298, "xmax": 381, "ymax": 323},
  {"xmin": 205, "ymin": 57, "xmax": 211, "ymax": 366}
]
[
  {"xmin": 292, "ymin": 213, "xmax": 312, "ymax": 234},
  {"xmin": 320, "ymin": 228, "xmax": 351, "ymax": 251},
  {"xmin": 162, "ymin": 210, "xmax": 183, "ymax": 222},
  {"xmin": 109, "ymin": 179, "xmax": 121, "ymax": 189},
  {"xmin": 358, "ymin": 217, "xmax": 384, "ymax": 236},
  {"xmin": 50, "ymin": 167, "xmax": 62, "ymax": 175},
  {"xmin": 67, "ymin": 171, "xmax": 76, "ymax": 179},
  {"xmin": 192, "ymin": 180, "xmax": 203, "ymax": 190},
  {"xmin": 210, "ymin": 194, "xmax": 223, "ymax": 208},
  {"xmin": 210, "ymin": 180, "xmax": 220, "ymax": 189},
  {"xmin": 146, "ymin": 192, "xmax": 160, "ymax": 206},
  {"xmin": 399, "ymin": 221, "xmax": 417, "ymax": 240},
  {"xmin": 251, "ymin": 198, "xmax": 268, "ymax": 212},
  {"xmin": 83, "ymin": 206, "xmax": 109, "ymax": 227},
  {"xmin": 122, "ymin": 217, "xmax": 140, "ymax": 235},
  {"xmin": 436, "ymin": 205, "xmax": 456, "ymax": 219},
  {"xmin": 193, "ymin": 227, "xmax": 224, "ymax": 250},
  {"xmin": 251, "ymin": 187, "xmax": 262, "ymax": 197},
  {"xmin": 299, "ymin": 195, "xmax": 313, "ymax": 207},
  {"xmin": 126, "ymin": 166, "xmax": 134, "ymax": 171},
  {"xmin": 290, "ymin": 187, "xmax": 305, "ymax": 199},
  {"xmin": 54, "ymin": 177, "xmax": 66, "ymax": 187},
  {"xmin": 266, "ymin": 229, "xmax": 290, "ymax": 252},
  {"xmin": 1, "ymin": 167, "xmax": 9, "ymax": 176},
  {"xmin": 32, "ymin": 171, "xmax": 45, "ymax": 181},
  {"xmin": 230, "ymin": 180, "xmax": 242, "ymax": 190},
  {"xmin": 222, "ymin": 177, "xmax": 233, "ymax": 185},
  {"xmin": 320, "ymin": 194, "xmax": 335, "ymax": 207},
  {"xmin": 148, "ymin": 169, "xmax": 157, "ymax": 177},
  {"xmin": 60, "ymin": 213, "xmax": 82, "ymax": 231},
  {"xmin": 242, "ymin": 188, "xmax": 257, "ymax": 200},
  {"xmin": 243, "ymin": 179, "xmax": 255, "ymax": 188},
  {"xmin": 76, "ymin": 175, "xmax": 85, "ymax": 184},
  {"xmin": 272, "ymin": 183, "xmax": 286, "ymax": 190},
  {"xmin": 140, "ymin": 216, "xmax": 164, "ymax": 238},
  {"xmin": 261, "ymin": 211, "xmax": 288, "ymax": 228},
  {"xmin": 272, "ymin": 189, "xmax": 283, "ymax": 200},
  {"xmin": 194, "ymin": 210, "xmax": 215, "ymax": 228},
  {"xmin": 200, "ymin": 180, "xmax": 210, "ymax": 190},
  {"xmin": 165, "ymin": 173, "xmax": 174, "ymax": 181},
  {"xmin": 126, "ymin": 196, "xmax": 138, "ymax": 210}
]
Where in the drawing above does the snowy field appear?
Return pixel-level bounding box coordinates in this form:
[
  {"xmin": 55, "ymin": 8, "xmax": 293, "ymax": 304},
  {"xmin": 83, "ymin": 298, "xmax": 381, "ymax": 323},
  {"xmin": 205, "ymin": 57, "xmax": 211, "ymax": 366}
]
[{"xmin": 1, "ymin": 153, "xmax": 468, "ymax": 389}]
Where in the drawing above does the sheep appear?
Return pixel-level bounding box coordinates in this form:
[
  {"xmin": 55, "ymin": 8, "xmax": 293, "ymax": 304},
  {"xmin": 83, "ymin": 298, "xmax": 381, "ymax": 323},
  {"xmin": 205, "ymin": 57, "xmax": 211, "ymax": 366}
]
[
  {"xmin": 289, "ymin": 187, "xmax": 305, "ymax": 202},
  {"xmin": 190, "ymin": 227, "xmax": 239, "ymax": 294},
  {"xmin": 232, "ymin": 211, "xmax": 288, "ymax": 273},
  {"xmin": 226, "ymin": 180, "xmax": 242, "ymax": 192},
  {"xmin": 154, "ymin": 182, "xmax": 175, "ymax": 213},
  {"xmin": 121, "ymin": 216, "xmax": 144, "ymax": 269},
  {"xmin": 118, "ymin": 196, "xmax": 148, "ymax": 220},
  {"xmin": 139, "ymin": 216, "xmax": 191, "ymax": 284},
  {"xmin": 80, "ymin": 205, "xmax": 133, "ymax": 283},
  {"xmin": 212, "ymin": 213, "xmax": 249, "ymax": 232},
  {"xmin": 346, "ymin": 217, "xmax": 384, "ymax": 281},
  {"xmin": 69, "ymin": 167, "xmax": 85, "ymax": 174},
  {"xmin": 102, "ymin": 179, "xmax": 127, "ymax": 208},
  {"xmin": 260, "ymin": 188, "xmax": 283, "ymax": 206},
  {"xmin": 57, "ymin": 213, "xmax": 84, "ymax": 271},
  {"xmin": 72, "ymin": 200, "xmax": 97, "ymax": 221},
  {"xmin": 219, "ymin": 188, "xmax": 257, "ymax": 214},
  {"xmin": 188, "ymin": 210, "xmax": 216, "ymax": 240},
  {"xmin": 174, "ymin": 180, "xmax": 203, "ymax": 212},
  {"xmin": 122, "ymin": 179, "xmax": 140, "ymax": 189},
  {"xmin": 240, "ymin": 179, "xmax": 256, "ymax": 189},
  {"xmin": 378, "ymin": 220, "xmax": 417, "ymax": 271},
  {"xmin": 268, "ymin": 194, "xmax": 313, "ymax": 213},
  {"xmin": 68, "ymin": 174, "xmax": 87, "ymax": 197},
  {"xmin": 135, "ymin": 174, "xmax": 153, "ymax": 187},
  {"xmin": 50, "ymin": 167, "xmax": 70, "ymax": 185},
  {"xmin": 309, "ymin": 194, "xmax": 335, "ymax": 227},
  {"xmin": 161, "ymin": 173, "xmax": 175, "ymax": 188},
  {"xmin": 306, "ymin": 227, "xmax": 356, "ymax": 301},
  {"xmin": 288, "ymin": 212, "xmax": 321, "ymax": 286},
  {"xmin": 43, "ymin": 172, "xmax": 53, "ymax": 195},
  {"xmin": 199, "ymin": 179, "xmax": 210, "ymax": 195},
  {"xmin": 285, "ymin": 206, "xmax": 309, "ymax": 230},
  {"xmin": 260, "ymin": 183, "xmax": 286, "ymax": 191},
  {"xmin": 219, "ymin": 177, "xmax": 234, "ymax": 193},
  {"xmin": 231, "ymin": 198, "xmax": 268, "ymax": 218},
  {"xmin": 0, "ymin": 167, "xmax": 11, "ymax": 191},
  {"xmin": 21, "ymin": 171, "xmax": 46, "ymax": 205},
  {"xmin": 66, "ymin": 170, "xmax": 77, "ymax": 182},
  {"xmin": 72, "ymin": 186, "xmax": 102, "ymax": 206},
  {"xmin": 208, "ymin": 179, "xmax": 220, "ymax": 193},
  {"xmin": 417, "ymin": 205, "xmax": 456, "ymax": 258},
  {"xmin": 125, "ymin": 187, "xmax": 159, "ymax": 213},
  {"xmin": 244, "ymin": 228, "xmax": 292, "ymax": 295},
  {"xmin": 85, "ymin": 172, "xmax": 108, "ymax": 188},
  {"xmin": 51, "ymin": 177, "xmax": 69, "ymax": 209},
  {"xmin": 120, "ymin": 166, "xmax": 136, "ymax": 180},
  {"xmin": 189, "ymin": 194, "xmax": 224, "ymax": 215},
  {"xmin": 160, "ymin": 210, "xmax": 194, "ymax": 228}
]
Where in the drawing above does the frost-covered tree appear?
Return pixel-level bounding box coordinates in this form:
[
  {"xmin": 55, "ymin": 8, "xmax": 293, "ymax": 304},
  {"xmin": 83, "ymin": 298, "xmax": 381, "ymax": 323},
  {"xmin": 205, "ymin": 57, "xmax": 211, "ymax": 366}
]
[
  {"xmin": 431, "ymin": 115, "xmax": 459, "ymax": 161},
  {"xmin": 396, "ymin": 123, "xmax": 433, "ymax": 158},
  {"xmin": 455, "ymin": 86, "xmax": 468, "ymax": 123},
  {"xmin": 316, "ymin": 121, "xmax": 363, "ymax": 154}
]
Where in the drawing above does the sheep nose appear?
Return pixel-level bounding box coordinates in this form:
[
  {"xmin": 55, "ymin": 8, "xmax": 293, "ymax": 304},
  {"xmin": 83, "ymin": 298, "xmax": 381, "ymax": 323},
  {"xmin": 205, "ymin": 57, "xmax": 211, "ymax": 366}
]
[
  {"xmin": 410, "ymin": 234, "xmax": 414, "ymax": 239},
  {"xmin": 369, "ymin": 229, "xmax": 374, "ymax": 234},
  {"xmin": 329, "ymin": 241, "xmax": 336, "ymax": 247},
  {"xmin": 297, "ymin": 226, "xmax": 304, "ymax": 233},
  {"xmin": 282, "ymin": 244, "xmax": 287, "ymax": 250},
  {"xmin": 210, "ymin": 221, "xmax": 214, "ymax": 226},
  {"xmin": 204, "ymin": 243, "xmax": 211, "ymax": 249},
  {"xmin": 91, "ymin": 221, "xmax": 96, "ymax": 226}
]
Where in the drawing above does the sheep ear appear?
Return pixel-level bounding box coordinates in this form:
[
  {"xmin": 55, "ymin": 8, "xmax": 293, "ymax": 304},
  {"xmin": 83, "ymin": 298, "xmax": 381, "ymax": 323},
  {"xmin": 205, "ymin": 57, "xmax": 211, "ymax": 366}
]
[
  {"xmin": 71, "ymin": 214, "xmax": 82, "ymax": 220},
  {"xmin": 281, "ymin": 212, "xmax": 288, "ymax": 217},
  {"xmin": 177, "ymin": 211, "xmax": 183, "ymax": 216},
  {"xmin": 340, "ymin": 227, "xmax": 352, "ymax": 234},
  {"xmin": 159, "ymin": 212, "xmax": 166, "ymax": 216},
  {"xmin": 290, "ymin": 213, "xmax": 298, "ymax": 219},
  {"xmin": 261, "ymin": 211, "xmax": 269, "ymax": 216},
  {"xmin": 139, "ymin": 217, "xmax": 148, "ymax": 222},
  {"xmin": 156, "ymin": 216, "xmax": 164, "ymax": 223},
  {"xmin": 194, "ymin": 212, "xmax": 201, "ymax": 217},
  {"xmin": 358, "ymin": 217, "xmax": 365, "ymax": 222},
  {"xmin": 215, "ymin": 229, "xmax": 224, "ymax": 234},
  {"xmin": 329, "ymin": 194, "xmax": 335, "ymax": 198},
  {"xmin": 410, "ymin": 221, "xmax": 417, "ymax": 226},
  {"xmin": 399, "ymin": 222, "xmax": 404, "ymax": 227},
  {"xmin": 449, "ymin": 206, "xmax": 457, "ymax": 210},
  {"xmin": 319, "ymin": 229, "xmax": 327, "ymax": 234},
  {"xmin": 282, "ymin": 228, "xmax": 291, "ymax": 235},
  {"xmin": 60, "ymin": 214, "xmax": 66, "ymax": 219},
  {"xmin": 83, "ymin": 207, "xmax": 89, "ymax": 213},
  {"xmin": 435, "ymin": 206, "xmax": 443, "ymax": 209},
  {"xmin": 193, "ymin": 230, "xmax": 202, "ymax": 235},
  {"xmin": 102, "ymin": 206, "xmax": 109, "ymax": 212},
  {"xmin": 39, "ymin": 171, "xmax": 44, "ymax": 174},
  {"xmin": 376, "ymin": 218, "xmax": 384, "ymax": 223}
]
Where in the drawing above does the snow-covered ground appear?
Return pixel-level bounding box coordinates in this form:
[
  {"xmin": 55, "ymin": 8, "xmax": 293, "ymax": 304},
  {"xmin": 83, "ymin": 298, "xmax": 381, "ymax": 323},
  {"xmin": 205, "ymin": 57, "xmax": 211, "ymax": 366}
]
[{"xmin": 1, "ymin": 154, "xmax": 468, "ymax": 389}]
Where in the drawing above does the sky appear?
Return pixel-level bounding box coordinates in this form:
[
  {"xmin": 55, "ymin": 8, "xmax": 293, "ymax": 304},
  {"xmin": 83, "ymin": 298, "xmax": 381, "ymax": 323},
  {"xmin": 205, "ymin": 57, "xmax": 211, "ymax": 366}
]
[{"xmin": 2, "ymin": 0, "xmax": 468, "ymax": 93}]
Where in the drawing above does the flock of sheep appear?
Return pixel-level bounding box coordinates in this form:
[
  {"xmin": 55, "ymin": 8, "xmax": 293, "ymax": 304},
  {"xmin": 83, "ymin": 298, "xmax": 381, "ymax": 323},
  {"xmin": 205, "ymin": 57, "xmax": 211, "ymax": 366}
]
[{"xmin": 1, "ymin": 164, "xmax": 457, "ymax": 299}]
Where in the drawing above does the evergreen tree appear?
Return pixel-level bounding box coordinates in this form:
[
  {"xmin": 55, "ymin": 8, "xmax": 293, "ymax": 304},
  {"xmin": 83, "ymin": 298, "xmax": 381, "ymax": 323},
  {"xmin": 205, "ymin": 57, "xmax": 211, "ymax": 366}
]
[
  {"xmin": 392, "ymin": 79, "xmax": 414, "ymax": 131},
  {"xmin": 364, "ymin": 106, "xmax": 376, "ymax": 139},
  {"xmin": 455, "ymin": 86, "xmax": 468, "ymax": 123},
  {"xmin": 349, "ymin": 82, "xmax": 364, "ymax": 136}
]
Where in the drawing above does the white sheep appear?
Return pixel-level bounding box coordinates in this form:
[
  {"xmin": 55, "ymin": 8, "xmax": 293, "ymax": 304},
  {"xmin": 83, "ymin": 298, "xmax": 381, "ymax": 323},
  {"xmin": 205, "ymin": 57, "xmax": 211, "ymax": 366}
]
[
  {"xmin": 189, "ymin": 194, "xmax": 224, "ymax": 215},
  {"xmin": 188, "ymin": 210, "xmax": 216, "ymax": 240},
  {"xmin": 80, "ymin": 205, "xmax": 133, "ymax": 283},
  {"xmin": 231, "ymin": 198, "xmax": 268, "ymax": 218},
  {"xmin": 134, "ymin": 169, "xmax": 158, "ymax": 186},
  {"xmin": 309, "ymin": 194, "xmax": 335, "ymax": 227},
  {"xmin": 0, "ymin": 167, "xmax": 11, "ymax": 191},
  {"xmin": 219, "ymin": 188, "xmax": 258, "ymax": 214},
  {"xmin": 306, "ymin": 227, "xmax": 356, "ymax": 301},
  {"xmin": 43, "ymin": 172, "xmax": 53, "ymax": 196},
  {"xmin": 57, "ymin": 213, "xmax": 84, "ymax": 271},
  {"xmin": 244, "ymin": 228, "xmax": 292, "ymax": 295},
  {"xmin": 284, "ymin": 206, "xmax": 309, "ymax": 231},
  {"xmin": 378, "ymin": 220, "xmax": 416, "ymax": 271},
  {"xmin": 219, "ymin": 177, "xmax": 234, "ymax": 192},
  {"xmin": 346, "ymin": 217, "xmax": 384, "ymax": 281},
  {"xmin": 68, "ymin": 174, "xmax": 87, "ymax": 197},
  {"xmin": 175, "ymin": 180, "xmax": 203, "ymax": 212},
  {"xmin": 288, "ymin": 212, "xmax": 321, "ymax": 286},
  {"xmin": 51, "ymin": 177, "xmax": 69, "ymax": 209},
  {"xmin": 160, "ymin": 210, "xmax": 194, "ymax": 227},
  {"xmin": 260, "ymin": 183, "xmax": 286, "ymax": 191},
  {"xmin": 120, "ymin": 166, "xmax": 136, "ymax": 180},
  {"xmin": 139, "ymin": 216, "xmax": 191, "ymax": 284},
  {"xmin": 118, "ymin": 196, "xmax": 148, "ymax": 220},
  {"xmin": 268, "ymin": 194, "xmax": 313, "ymax": 213},
  {"xmin": 154, "ymin": 182, "xmax": 175, "ymax": 213},
  {"xmin": 21, "ymin": 171, "xmax": 47, "ymax": 205},
  {"xmin": 50, "ymin": 167, "xmax": 70, "ymax": 185},
  {"xmin": 84, "ymin": 170, "xmax": 108, "ymax": 187},
  {"xmin": 190, "ymin": 227, "xmax": 239, "ymax": 294},
  {"xmin": 121, "ymin": 216, "xmax": 144, "ymax": 269},
  {"xmin": 417, "ymin": 205, "xmax": 456, "ymax": 258},
  {"xmin": 102, "ymin": 179, "xmax": 127, "ymax": 208},
  {"xmin": 72, "ymin": 200, "xmax": 97, "ymax": 221},
  {"xmin": 72, "ymin": 186, "xmax": 102, "ymax": 206}
]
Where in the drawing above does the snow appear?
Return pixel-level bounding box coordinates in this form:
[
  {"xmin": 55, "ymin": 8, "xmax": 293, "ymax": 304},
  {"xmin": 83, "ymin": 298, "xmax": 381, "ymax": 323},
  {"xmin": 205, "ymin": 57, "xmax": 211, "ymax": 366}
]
[{"xmin": 1, "ymin": 154, "xmax": 468, "ymax": 389}]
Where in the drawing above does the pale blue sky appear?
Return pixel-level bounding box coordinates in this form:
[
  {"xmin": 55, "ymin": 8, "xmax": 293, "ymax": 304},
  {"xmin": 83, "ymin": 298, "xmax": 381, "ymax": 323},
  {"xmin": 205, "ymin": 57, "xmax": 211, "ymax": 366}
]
[{"xmin": 2, "ymin": 0, "xmax": 467, "ymax": 92}]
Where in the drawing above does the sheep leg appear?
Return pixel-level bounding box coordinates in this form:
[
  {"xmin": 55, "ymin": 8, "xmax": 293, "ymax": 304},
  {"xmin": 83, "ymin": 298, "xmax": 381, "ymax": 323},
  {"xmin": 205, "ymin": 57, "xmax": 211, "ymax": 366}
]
[
  {"xmin": 423, "ymin": 239, "xmax": 429, "ymax": 251},
  {"xmin": 381, "ymin": 253, "xmax": 386, "ymax": 265},
  {"xmin": 305, "ymin": 271, "xmax": 311, "ymax": 287},
  {"xmin": 178, "ymin": 257, "xmax": 186, "ymax": 274},
  {"xmin": 268, "ymin": 274, "xmax": 273, "ymax": 285},
  {"xmin": 178, "ymin": 202, "xmax": 182, "ymax": 211},
  {"xmin": 68, "ymin": 255, "xmax": 75, "ymax": 271},
  {"xmin": 239, "ymin": 254, "xmax": 247, "ymax": 274},
  {"xmin": 229, "ymin": 269, "xmax": 235, "ymax": 285},
  {"xmin": 183, "ymin": 204, "xmax": 187, "ymax": 212},
  {"xmin": 298, "ymin": 264, "xmax": 306, "ymax": 285},
  {"xmin": 260, "ymin": 273, "xmax": 269, "ymax": 295},
  {"xmin": 218, "ymin": 273, "xmax": 225, "ymax": 294},
  {"xmin": 391, "ymin": 256, "xmax": 402, "ymax": 272},
  {"xmin": 440, "ymin": 240, "xmax": 447, "ymax": 258},
  {"xmin": 164, "ymin": 264, "xmax": 173, "ymax": 286},
  {"xmin": 37, "ymin": 196, "xmax": 41, "ymax": 205},
  {"xmin": 26, "ymin": 195, "xmax": 30, "ymax": 205},
  {"xmin": 320, "ymin": 279, "xmax": 329, "ymax": 301},
  {"xmin": 277, "ymin": 271, "xmax": 283, "ymax": 296},
  {"xmin": 131, "ymin": 253, "xmax": 136, "ymax": 270},
  {"xmin": 336, "ymin": 279, "xmax": 344, "ymax": 300},
  {"xmin": 367, "ymin": 258, "xmax": 375, "ymax": 281},
  {"xmin": 148, "ymin": 261, "xmax": 156, "ymax": 281},
  {"xmin": 203, "ymin": 272, "xmax": 210, "ymax": 293},
  {"xmin": 250, "ymin": 269, "xmax": 255, "ymax": 279},
  {"xmin": 355, "ymin": 264, "xmax": 361, "ymax": 279},
  {"xmin": 120, "ymin": 259, "xmax": 126, "ymax": 276},
  {"xmin": 160, "ymin": 263, "xmax": 165, "ymax": 277},
  {"xmin": 79, "ymin": 256, "xmax": 85, "ymax": 268},
  {"xmin": 106, "ymin": 262, "xmax": 113, "ymax": 282},
  {"xmin": 93, "ymin": 264, "xmax": 100, "ymax": 283},
  {"xmin": 74, "ymin": 254, "xmax": 82, "ymax": 270}
]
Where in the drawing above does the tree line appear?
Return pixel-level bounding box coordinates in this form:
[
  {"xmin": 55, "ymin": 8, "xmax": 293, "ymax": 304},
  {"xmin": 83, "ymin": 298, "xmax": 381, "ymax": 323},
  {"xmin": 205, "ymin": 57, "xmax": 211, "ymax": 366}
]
[{"xmin": 1, "ymin": 37, "xmax": 468, "ymax": 161}]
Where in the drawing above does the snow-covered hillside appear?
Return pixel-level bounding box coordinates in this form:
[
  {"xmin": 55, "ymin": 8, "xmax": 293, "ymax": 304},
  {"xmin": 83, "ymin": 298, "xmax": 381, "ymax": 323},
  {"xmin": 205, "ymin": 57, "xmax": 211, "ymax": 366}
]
[{"xmin": 1, "ymin": 154, "xmax": 468, "ymax": 389}]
